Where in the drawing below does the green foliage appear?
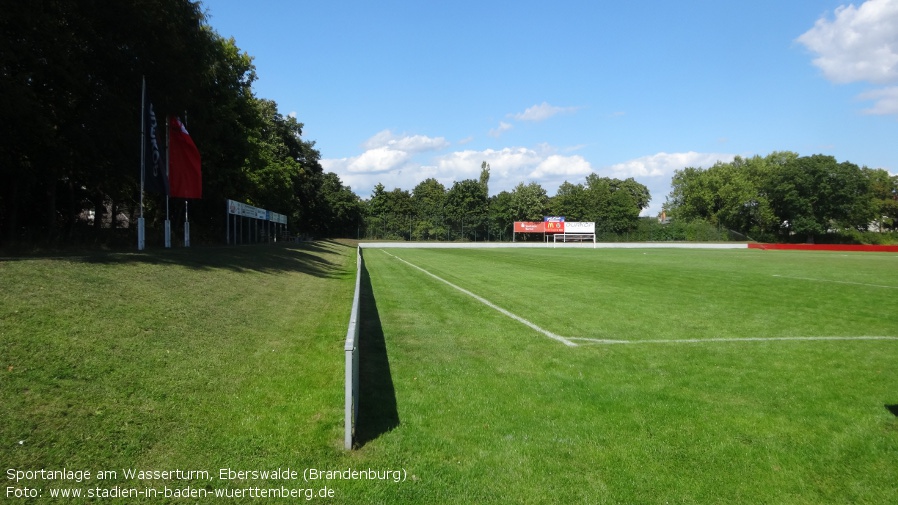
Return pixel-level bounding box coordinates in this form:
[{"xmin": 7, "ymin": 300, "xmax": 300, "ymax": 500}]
[
  {"xmin": 316, "ymin": 173, "xmax": 364, "ymax": 237},
  {"xmin": 410, "ymin": 178, "xmax": 448, "ymax": 240},
  {"xmin": 1, "ymin": 0, "xmax": 213, "ymax": 244},
  {"xmin": 583, "ymin": 175, "xmax": 649, "ymax": 233},
  {"xmin": 767, "ymin": 155, "xmax": 875, "ymax": 241},
  {"xmin": 508, "ymin": 181, "xmax": 549, "ymax": 221},
  {"xmin": 865, "ymin": 168, "xmax": 898, "ymax": 232},
  {"xmin": 551, "ymin": 181, "xmax": 589, "ymax": 220},
  {"xmin": 548, "ymin": 176, "xmax": 650, "ymax": 234},
  {"xmin": 666, "ymin": 151, "xmax": 888, "ymax": 243},
  {"xmin": 446, "ymin": 179, "xmax": 489, "ymax": 240},
  {"xmin": 0, "ymin": 0, "xmax": 355, "ymax": 245},
  {"xmin": 487, "ymin": 191, "xmax": 514, "ymax": 241}
]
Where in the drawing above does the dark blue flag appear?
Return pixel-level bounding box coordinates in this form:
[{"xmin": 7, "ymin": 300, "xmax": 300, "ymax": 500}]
[{"xmin": 143, "ymin": 86, "xmax": 169, "ymax": 195}]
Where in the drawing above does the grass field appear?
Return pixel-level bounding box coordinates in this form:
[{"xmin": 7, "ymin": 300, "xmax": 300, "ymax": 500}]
[
  {"xmin": 356, "ymin": 246, "xmax": 898, "ymax": 504},
  {"xmin": 2, "ymin": 243, "xmax": 897, "ymax": 503}
]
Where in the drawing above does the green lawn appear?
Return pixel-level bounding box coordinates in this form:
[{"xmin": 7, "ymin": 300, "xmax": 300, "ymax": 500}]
[
  {"xmin": 2, "ymin": 244, "xmax": 896, "ymax": 503},
  {"xmin": 355, "ymin": 247, "xmax": 898, "ymax": 504},
  {"xmin": 1, "ymin": 242, "xmax": 358, "ymax": 502}
]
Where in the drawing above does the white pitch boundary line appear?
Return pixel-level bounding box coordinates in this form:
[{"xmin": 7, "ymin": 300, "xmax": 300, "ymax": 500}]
[
  {"xmin": 380, "ymin": 250, "xmax": 578, "ymax": 347},
  {"xmin": 772, "ymin": 274, "xmax": 898, "ymax": 290},
  {"xmin": 570, "ymin": 336, "xmax": 898, "ymax": 345}
]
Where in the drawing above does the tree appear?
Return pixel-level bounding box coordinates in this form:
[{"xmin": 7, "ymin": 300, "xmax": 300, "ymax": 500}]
[
  {"xmin": 865, "ymin": 168, "xmax": 898, "ymax": 232},
  {"xmin": 550, "ymin": 181, "xmax": 588, "ymax": 220},
  {"xmin": 479, "ymin": 161, "xmax": 490, "ymax": 198},
  {"xmin": 766, "ymin": 154, "xmax": 875, "ymax": 242},
  {"xmin": 583, "ymin": 174, "xmax": 649, "ymax": 233},
  {"xmin": 411, "ymin": 178, "xmax": 447, "ymax": 240},
  {"xmin": 0, "ymin": 0, "xmax": 351, "ymax": 245},
  {"xmin": 488, "ymin": 191, "xmax": 514, "ymax": 241},
  {"xmin": 509, "ymin": 182, "xmax": 548, "ymax": 222},
  {"xmin": 316, "ymin": 172, "xmax": 363, "ymax": 237},
  {"xmin": 366, "ymin": 184, "xmax": 413, "ymax": 239},
  {"xmin": 665, "ymin": 152, "xmax": 792, "ymax": 239},
  {"xmin": 0, "ymin": 0, "xmax": 215, "ymax": 244},
  {"xmin": 446, "ymin": 179, "xmax": 489, "ymax": 240}
]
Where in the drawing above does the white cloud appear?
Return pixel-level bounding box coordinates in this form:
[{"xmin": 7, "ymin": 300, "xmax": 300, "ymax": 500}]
[
  {"xmin": 511, "ymin": 102, "xmax": 580, "ymax": 122},
  {"xmin": 605, "ymin": 151, "xmax": 736, "ymax": 217},
  {"xmin": 607, "ymin": 151, "xmax": 735, "ymax": 179},
  {"xmin": 349, "ymin": 147, "xmax": 411, "ymax": 173},
  {"xmin": 324, "ymin": 140, "xmax": 601, "ymax": 199},
  {"xmin": 436, "ymin": 148, "xmax": 593, "ymax": 195},
  {"xmin": 796, "ymin": 0, "xmax": 898, "ymax": 85},
  {"xmin": 530, "ymin": 155, "xmax": 593, "ymax": 178},
  {"xmin": 322, "ymin": 129, "xmax": 449, "ymax": 184},
  {"xmin": 858, "ymin": 85, "xmax": 898, "ymax": 114},
  {"xmin": 323, "ymin": 131, "xmax": 736, "ymax": 219},
  {"xmin": 362, "ymin": 129, "xmax": 449, "ymax": 153},
  {"xmin": 488, "ymin": 121, "xmax": 513, "ymax": 138},
  {"xmin": 798, "ymin": 0, "xmax": 898, "ymax": 116}
]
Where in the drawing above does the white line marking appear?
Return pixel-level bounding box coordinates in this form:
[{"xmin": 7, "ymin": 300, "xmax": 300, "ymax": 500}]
[
  {"xmin": 772, "ymin": 274, "xmax": 898, "ymax": 289},
  {"xmin": 570, "ymin": 336, "xmax": 898, "ymax": 345},
  {"xmin": 381, "ymin": 250, "xmax": 577, "ymax": 347}
]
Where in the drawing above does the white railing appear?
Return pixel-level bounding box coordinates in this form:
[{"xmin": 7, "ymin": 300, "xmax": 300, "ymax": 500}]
[
  {"xmin": 344, "ymin": 247, "xmax": 362, "ymax": 449},
  {"xmin": 552, "ymin": 233, "xmax": 596, "ymax": 248}
]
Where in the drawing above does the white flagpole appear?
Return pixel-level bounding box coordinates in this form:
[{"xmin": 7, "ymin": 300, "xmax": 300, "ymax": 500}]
[
  {"xmin": 164, "ymin": 114, "xmax": 171, "ymax": 248},
  {"xmin": 183, "ymin": 112, "xmax": 191, "ymax": 248},
  {"xmin": 138, "ymin": 76, "xmax": 146, "ymax": 250},
  {"xmin": 184, "ymin": 201, "xmax": 190, "ymax": 247}
]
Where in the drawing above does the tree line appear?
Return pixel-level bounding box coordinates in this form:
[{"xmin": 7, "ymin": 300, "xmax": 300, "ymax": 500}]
[
  {"xmin": 0, "ymin": 0, "xmax": 363, "ymax": 247},
  {"xmin": 362, "ymin": 163, "xmax": 651, "ymax": 241},
  {"xmin": 664, "ymin": 151, "xmax": 898, "ymax": 243}
]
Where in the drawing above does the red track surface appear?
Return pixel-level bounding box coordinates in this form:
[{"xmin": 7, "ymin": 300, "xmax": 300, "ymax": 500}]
[{"xmin": 748, "ymin": 243, "xmax": 898, "ymax": 252}]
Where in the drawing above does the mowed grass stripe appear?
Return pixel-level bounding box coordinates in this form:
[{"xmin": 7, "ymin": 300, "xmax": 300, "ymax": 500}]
[{"xmin": 772, "ymin": 274, "xmax": 898, "ymax": 289}]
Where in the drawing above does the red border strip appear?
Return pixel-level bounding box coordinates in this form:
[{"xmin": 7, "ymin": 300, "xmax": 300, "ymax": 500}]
[{"xmin": 748, "ymin": 243, "xmax": 898, "ymax": 252}]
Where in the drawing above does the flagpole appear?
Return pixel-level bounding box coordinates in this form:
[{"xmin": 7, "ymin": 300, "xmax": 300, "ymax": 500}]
[
  {"xmin": 164, "ymin": 114, "xmax": 171, "ymax": 248},
  {"xmin": 184, "ymin": 200, "xmax": 190, "ymax": 247},
  {"xmin": 138, "ymin": 76, "xmax": 147, "ymax": 250},
  {"xmin": 183, "ymin": 111, "xmax": 191, "ymax": 248}
]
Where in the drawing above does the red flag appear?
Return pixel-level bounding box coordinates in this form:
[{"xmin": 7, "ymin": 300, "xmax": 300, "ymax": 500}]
[{"xmin": 168, "ymin": 116, "xmax": 202, "ymax": 199}]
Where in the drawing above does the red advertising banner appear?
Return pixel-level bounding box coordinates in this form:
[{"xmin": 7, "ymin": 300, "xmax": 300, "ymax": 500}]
[
  {"xmin": 545, "ymin": 221, "xmax": 565, "ymax": 233},
  {"xmin": 544, "ymin": 216, "xmax": 565, "ymax": 233},
  {"xmin": 514, "ymin": 221, "xmax": 545, "ymax": 233}
]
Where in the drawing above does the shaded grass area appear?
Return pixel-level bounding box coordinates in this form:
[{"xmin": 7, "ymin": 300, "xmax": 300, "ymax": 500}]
[
  {"xmin": 1, "ymin": 241, "xmax": 358, "ymax": 501},
  {"xmin": 352, "ymin": 248, "xmax": 898, "ymax": 504},
  {"xmin": 354, "ymin": 259, "xmax": 400, "ymax": 447}
]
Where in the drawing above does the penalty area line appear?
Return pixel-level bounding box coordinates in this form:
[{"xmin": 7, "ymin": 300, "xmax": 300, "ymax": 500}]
[
  {"xmin": 772, "ymin": 274, "xmax": 898, "ymax": 290},
  {"xmin": 380, "ymin": 250, "xmax": 577, "ymax": 347},
  {"xmin": 569, "ymin": 336, "xmax": 898, "ymax": 345}
]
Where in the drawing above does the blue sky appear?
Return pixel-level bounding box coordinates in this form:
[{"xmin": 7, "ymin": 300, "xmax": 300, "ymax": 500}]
[{"xmin": 201, "ymin": 0, "xmax": 898, "ymax": 216}]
